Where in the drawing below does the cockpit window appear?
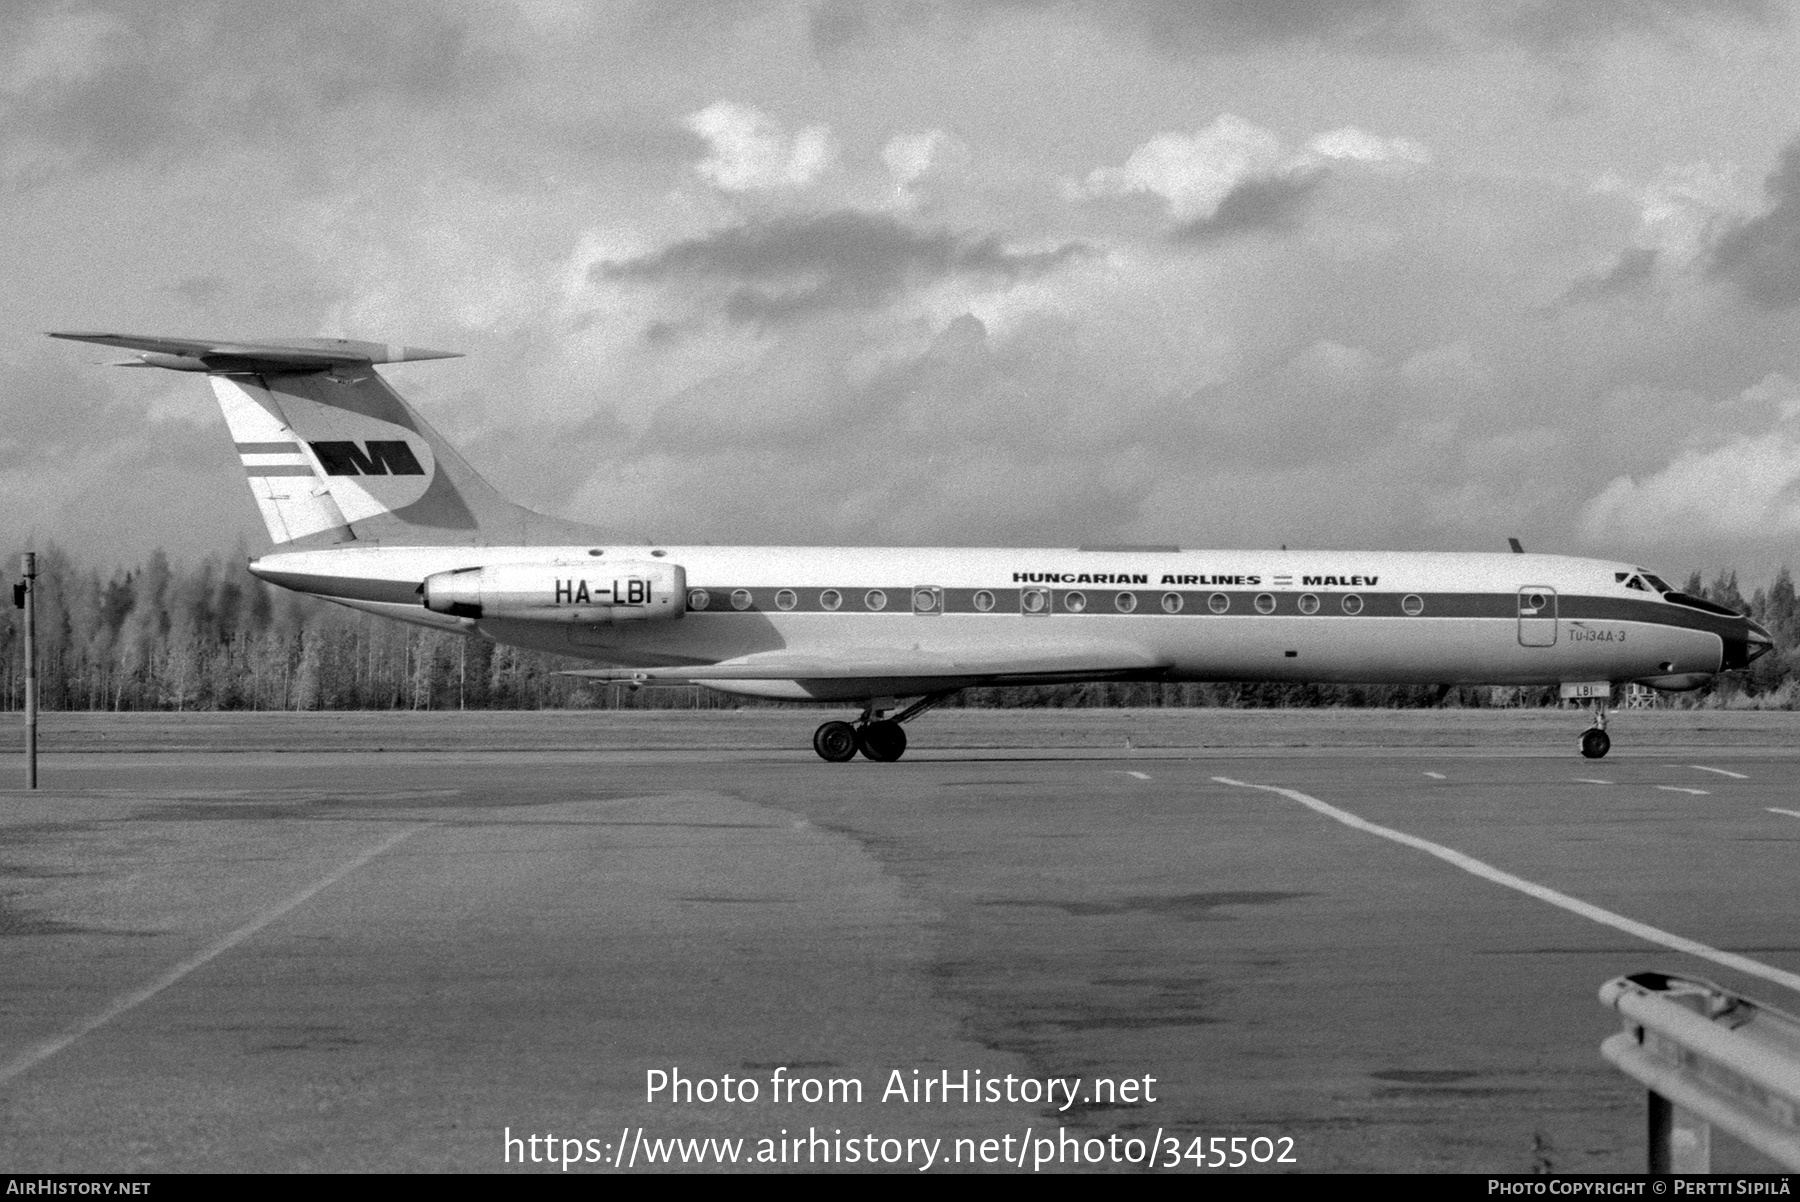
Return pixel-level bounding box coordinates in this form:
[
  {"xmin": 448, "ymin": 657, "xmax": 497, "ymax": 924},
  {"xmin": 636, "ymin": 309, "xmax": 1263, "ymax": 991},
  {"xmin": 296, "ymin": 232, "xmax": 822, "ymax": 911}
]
[
  {"xmin": 1624, "ymin": 576, "xmax": 1648, "ymax": 592},
  {"xmin": 1641, "ymin": 574, "xmax": 1673, "ymax": 594}
]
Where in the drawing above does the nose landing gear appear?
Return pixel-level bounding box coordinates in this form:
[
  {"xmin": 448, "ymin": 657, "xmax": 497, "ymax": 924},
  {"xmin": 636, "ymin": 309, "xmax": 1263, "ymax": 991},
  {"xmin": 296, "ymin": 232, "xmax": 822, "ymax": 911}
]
[
  {"xmin": 1561, "ymin": 682, "xmax": 1616, "ymax": 759},
  {"xmin": 1578, "ymin": 701, "xmax": 1610, "ymax": 759},
  {"xmin": 812, "ymin": 691, "xmax": 956, "ymax": 762}
]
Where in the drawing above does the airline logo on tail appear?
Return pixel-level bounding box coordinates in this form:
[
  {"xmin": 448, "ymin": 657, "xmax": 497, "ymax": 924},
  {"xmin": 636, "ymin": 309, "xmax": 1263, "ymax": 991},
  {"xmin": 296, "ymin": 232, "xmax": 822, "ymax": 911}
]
[
  {"xmin": 310, "ymin": 440, "xmax": 426, "ymax": 477},
  {"xmin": 211, "ymin": 376, "xmax": 438, "ymax": 543},
  {"xmin": 233, "ymin": 440, "xmax": 426, "ymax": 479}
]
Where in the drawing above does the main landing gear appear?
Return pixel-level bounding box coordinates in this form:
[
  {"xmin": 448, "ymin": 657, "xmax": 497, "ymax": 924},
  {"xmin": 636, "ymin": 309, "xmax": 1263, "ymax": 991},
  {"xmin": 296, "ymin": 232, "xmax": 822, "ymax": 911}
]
[
  {"xmin": 1579, "ymin": 704, "xmax": 1611, "ymax": 760},
  {"xmin": 813, "ymin": 692, "xmax": 955, "ymax": 763}
]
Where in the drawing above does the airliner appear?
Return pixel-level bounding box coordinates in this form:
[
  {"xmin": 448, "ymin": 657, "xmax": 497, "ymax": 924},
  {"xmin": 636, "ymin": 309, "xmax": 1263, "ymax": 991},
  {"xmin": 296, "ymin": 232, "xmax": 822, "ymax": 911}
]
[{"xmin": 49, "ymin": 332, "xmax": 1772, "ymax": 761}]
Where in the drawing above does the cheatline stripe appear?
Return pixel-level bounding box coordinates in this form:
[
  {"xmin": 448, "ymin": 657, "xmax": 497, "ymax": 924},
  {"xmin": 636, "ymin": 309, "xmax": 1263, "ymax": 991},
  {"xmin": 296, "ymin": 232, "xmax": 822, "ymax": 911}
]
[
  {"xmin": 233, "ymin": 441, "xmax": 300, "ymax": 454},
  {"xmin": 0, "ymin": 823, "xmax": 427, "ymax": 1086},
  {"xmin": 1211, "ymin": 776, "xmax": 1800, "ymax": 996},
  {"xmin": 244, "ymin": 465, "xmax": 317, "ymax": 477}
]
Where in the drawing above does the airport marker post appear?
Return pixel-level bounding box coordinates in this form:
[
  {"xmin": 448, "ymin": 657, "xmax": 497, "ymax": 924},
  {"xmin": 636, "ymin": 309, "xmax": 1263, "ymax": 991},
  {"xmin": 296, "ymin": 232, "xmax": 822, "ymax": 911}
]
[{"xmin": 18, "ymin": 552, "xmax": 36, "ymax": 789}]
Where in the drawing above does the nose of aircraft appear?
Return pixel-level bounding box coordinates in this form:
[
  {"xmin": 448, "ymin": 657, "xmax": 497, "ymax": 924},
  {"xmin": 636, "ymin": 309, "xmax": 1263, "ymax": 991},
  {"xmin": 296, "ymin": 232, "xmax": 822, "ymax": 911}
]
[{"xmin": 1729, "ymin": 617, "xmax": 1776, "ymax": 669}]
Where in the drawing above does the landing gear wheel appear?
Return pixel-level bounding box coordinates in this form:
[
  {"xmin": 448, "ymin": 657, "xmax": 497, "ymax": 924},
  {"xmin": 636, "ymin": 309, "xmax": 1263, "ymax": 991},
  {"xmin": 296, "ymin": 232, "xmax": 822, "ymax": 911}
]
[
  {"xmin": 857, "ymin": 720, "xmax": 907, "ymax": 762},
  {"xmin": 1579, "ymin": 728, "xmax": 1611, "ymax": 760},
  {"xmin": 813, "ymin": 720, "xmax": 859, "ymax": 762}
]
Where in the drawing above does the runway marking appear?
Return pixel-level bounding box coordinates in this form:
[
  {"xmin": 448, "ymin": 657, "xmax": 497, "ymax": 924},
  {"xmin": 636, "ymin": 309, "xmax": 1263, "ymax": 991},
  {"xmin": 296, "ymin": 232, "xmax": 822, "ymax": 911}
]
[
  {"xmin": 1575, "ymin": 778, "xmax": 1613, "ymax": 785},
  {"xmin": 1656, "ymin": 786, "xmax": 1710, "ymax": 796},
  {"xmin": 1117, "ymin": 771, "xmax": 1152, "ymax": 781},
  {"xmin": 0, "ymin": 824, "xmax": 427, "ymax": 1087},
  {"xmin": 1686, "ymin": 765, "xmax": 1749, "ymax": 780},
  {"xmin": 1769, "ymin": 809, "xmax": 1800, "ymax": 821},
  {"xmin": 1423, "ymin": 772, "xmax": 1446, "ymax": 780},
  {"xmin": 1212, "ymin": 777, "xmax": 1800, "ymax": 996}
]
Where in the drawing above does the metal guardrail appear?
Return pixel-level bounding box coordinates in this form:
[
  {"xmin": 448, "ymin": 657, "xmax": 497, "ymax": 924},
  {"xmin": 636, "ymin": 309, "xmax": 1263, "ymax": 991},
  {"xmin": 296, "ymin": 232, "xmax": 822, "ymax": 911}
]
[{"xmin": 1600, "ymin": 971, "xmax": 1800, "ymax": 1173}]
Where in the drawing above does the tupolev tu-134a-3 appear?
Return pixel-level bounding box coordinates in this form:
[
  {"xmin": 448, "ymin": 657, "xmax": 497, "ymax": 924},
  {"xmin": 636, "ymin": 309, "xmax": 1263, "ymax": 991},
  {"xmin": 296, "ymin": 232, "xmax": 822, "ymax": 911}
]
[{"xmin": 49, "ymin": 331, "xmax": 1772, "ymax": 762}]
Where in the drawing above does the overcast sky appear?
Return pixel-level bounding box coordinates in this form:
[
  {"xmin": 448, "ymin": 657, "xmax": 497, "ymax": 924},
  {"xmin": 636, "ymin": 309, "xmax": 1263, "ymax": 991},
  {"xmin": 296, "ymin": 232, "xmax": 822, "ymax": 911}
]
[{"xmin": 8, "ymin": 0, "xmax": 1800, "ymax": 586}]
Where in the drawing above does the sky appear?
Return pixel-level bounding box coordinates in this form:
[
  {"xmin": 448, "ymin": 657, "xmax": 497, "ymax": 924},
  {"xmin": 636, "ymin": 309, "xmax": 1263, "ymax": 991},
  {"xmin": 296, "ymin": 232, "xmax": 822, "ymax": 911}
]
[{"xmin": 7, "ymin": 0, "xmax": 1800, "ymax": 587}]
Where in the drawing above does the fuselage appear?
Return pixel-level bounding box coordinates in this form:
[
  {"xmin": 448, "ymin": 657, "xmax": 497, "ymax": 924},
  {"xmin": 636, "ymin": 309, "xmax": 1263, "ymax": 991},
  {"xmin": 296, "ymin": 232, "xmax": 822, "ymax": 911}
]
[{"xmin": 250, "ymin": 545, "xmax": 1767, "ymax": 702}]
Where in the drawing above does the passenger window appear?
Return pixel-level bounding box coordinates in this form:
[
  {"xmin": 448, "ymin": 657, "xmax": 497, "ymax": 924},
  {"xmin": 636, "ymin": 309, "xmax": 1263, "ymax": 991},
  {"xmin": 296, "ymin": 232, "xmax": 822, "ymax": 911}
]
[
  {"xmin": 1402, "ymin": 594, "xmax": 1424, "ymax": 616},
  {"xmin": 1254, "ymin": 593, "xmax": 1276, "ymax": 614},
  {"xmin": 973, "ymin": 590, "xmax": 995, "ymax": 612},
  {"xmin": 730, "ymin": 589, "xmax": 753, "ymax": 611},
  {"xmin": 1064, "ymin": 591, "xmax": 1087, "ymax": 613},
  {"xmin": 775, "ymin": 589, "xmax": 797, "ymax": 611},
  {"xmin": 1115, "ymin": 591, "xmax": 1137, "ymax": 613},
  {"xmin": 1298, "ymin": 594, "xmax": 1320, "ymax": 615},
  {"xmin": 1162, "ymin": 592, "xmax": 1184, "ymax": 614},
  {"xmin": 864, "ymin": 589, "xmax": 887, "ymax": 611},
  {"xmin": 1021, "ymin": 588, "xmax": 1048, "ymax": 614},
  {"xmin": 1341, "ymin": 594, "xmax": 1362, "ymax": 615},
  {"xmin": 1208, "ymin": 593, "xmax": 1229, "ymax": 614},
  {"xmin": 820, "ymin": 589, "xmax": 842, "ymax": 611},
  {"xmin": 687, "ymin": 589, "xmax": 710, "ymax": 611}
]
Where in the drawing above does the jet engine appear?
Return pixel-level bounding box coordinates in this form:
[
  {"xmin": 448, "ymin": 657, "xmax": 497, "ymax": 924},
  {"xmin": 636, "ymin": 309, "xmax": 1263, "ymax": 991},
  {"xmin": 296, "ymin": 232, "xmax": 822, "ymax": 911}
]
[{"xmin": 422, "ymin": 561, "xmax": 686, "ymax": 622}]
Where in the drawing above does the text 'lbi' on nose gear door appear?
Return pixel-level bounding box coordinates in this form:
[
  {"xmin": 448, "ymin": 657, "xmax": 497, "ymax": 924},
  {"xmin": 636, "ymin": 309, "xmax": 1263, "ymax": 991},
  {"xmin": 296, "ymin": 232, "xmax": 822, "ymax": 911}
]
[{"xmin": 1518, "ymin": 587, "xmax": 1557, "ymax": 647}]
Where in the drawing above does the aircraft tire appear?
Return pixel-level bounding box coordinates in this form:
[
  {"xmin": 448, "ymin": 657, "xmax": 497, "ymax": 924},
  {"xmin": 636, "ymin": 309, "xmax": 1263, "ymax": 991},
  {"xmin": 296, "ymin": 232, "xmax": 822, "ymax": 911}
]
[
  {"xmin": 1579, "ymin": 729, "xmax": 1611, "ymax": 759},
  {"xmin": 857, "ymin": 720, "xmax": 907, "ymax": 762},
  {"xmin": 813, "ymin": 720, "xmax": 859, "ymax": 762}
]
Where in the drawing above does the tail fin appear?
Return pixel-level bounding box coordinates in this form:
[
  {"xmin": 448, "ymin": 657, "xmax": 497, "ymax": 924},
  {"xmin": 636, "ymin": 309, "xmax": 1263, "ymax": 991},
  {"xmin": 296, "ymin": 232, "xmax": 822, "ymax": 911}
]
[{"xmin": 49, "ymin": 332, "xmax": 606, "ymax": 548}]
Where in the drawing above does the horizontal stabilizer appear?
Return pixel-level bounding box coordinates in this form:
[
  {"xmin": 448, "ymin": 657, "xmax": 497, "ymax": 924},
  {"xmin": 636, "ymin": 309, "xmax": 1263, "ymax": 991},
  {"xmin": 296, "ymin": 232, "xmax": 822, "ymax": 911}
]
[
  {"xmin": 564, "ymin": 644, "xmax": 1164, "ymax": 683},
  {"xmin": 46, "ymin": 332, "xmax": 459, "ymax": 372}
]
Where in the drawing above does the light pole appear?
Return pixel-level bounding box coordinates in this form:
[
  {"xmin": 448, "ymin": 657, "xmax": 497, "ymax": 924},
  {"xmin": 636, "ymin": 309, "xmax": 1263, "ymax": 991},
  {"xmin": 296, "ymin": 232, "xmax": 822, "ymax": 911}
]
[{"xmin": 19, "ymin": 552, "xmax": 37, "ymax": 789}]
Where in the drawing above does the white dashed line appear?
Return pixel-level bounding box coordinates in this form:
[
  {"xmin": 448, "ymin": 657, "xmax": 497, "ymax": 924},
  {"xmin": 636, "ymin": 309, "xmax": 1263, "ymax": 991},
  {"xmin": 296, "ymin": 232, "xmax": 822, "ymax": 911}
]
[
  {"xmin": 1688, "ymin": 765, "xmax": 1749, "ymax": 780},
  {"xmin": 1423, "ymin": 772, "xmax": 1446, "ymax": 780},
  {"xmin": 1656, "ymin": 786, "xmax": 1710, "ymax": 796},
  {"xmin": 1769, "ymin": 808, "xmax": 1800, "ymax": 821},
  {"xmin": 1212, "ymin": 777, "xmax": 1800, "ymax": 995},
  {"xmin": 1112, "ymin": 771, "xmax": 1151, "ymax": 781},
  {"xmin": 0, "ymin": 824, "xmax": 428, "ymax": 1086},
  {"xmin": 1575, "ymin": 778, "xmax": 1613, "ymax": 785}
]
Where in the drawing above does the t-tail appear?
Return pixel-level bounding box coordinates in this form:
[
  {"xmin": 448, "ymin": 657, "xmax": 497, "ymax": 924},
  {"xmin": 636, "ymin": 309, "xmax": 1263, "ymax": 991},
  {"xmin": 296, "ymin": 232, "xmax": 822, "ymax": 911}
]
[{"xmin": 47, "ymin": 332, "xmax": 603, "ymax": 548}]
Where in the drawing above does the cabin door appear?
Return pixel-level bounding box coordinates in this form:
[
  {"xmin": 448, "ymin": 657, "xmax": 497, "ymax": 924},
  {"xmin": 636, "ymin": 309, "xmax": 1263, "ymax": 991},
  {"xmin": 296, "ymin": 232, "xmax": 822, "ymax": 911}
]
[{"xmin": 1517, "ymin": 587, "xmax": 1558, "ymax": 647}]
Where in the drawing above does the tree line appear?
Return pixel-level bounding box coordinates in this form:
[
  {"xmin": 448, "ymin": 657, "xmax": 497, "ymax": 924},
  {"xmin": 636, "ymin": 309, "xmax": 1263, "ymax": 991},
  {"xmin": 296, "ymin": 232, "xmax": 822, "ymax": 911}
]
[{"xmin": 1, "ymin": 546, "xmax": 1793, "ymax": 712}]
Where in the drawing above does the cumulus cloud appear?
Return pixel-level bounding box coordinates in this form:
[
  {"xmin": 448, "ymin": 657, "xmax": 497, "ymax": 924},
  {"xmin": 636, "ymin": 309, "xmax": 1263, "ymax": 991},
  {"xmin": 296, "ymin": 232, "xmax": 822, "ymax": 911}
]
[
  {"xmin": 685, "ymin": 100, "xmax": 836, "ymax": 192},
  {"xmin": 1582, "ymin": 432, "xmax": 1800, "ymax": 540},
  {"xmin": 1078, "ymin": 114, "xmax": 1427, "ymax": 241},
  {"xmin": 881, "ymin": 128, "xmax": 970, "ymax": 205},
  {"xmin": 1080, "ymin": 114, "xmax": 1288, "ymax": 222},
  {"xmin": 595, "ymin": 210, "xmax": 1090, "ymax": 324},
  {"xmin": 1304, "ymin": 127, "xmax": 1432, "ymax": 167},
  {"xmin": 1582, "ymin": 373, "xmax": 1800, "ymax": 541},
  {"xmin": 1565, "ymin": 162, "xmax": 1744, "ymax": 303}
]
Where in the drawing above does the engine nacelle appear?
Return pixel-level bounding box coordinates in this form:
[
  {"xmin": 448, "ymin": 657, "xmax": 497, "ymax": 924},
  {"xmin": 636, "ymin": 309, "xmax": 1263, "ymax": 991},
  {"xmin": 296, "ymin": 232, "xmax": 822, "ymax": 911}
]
[{"xmin": 422, "ymin": 561, "xmax": 686, "ymax": 622}]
